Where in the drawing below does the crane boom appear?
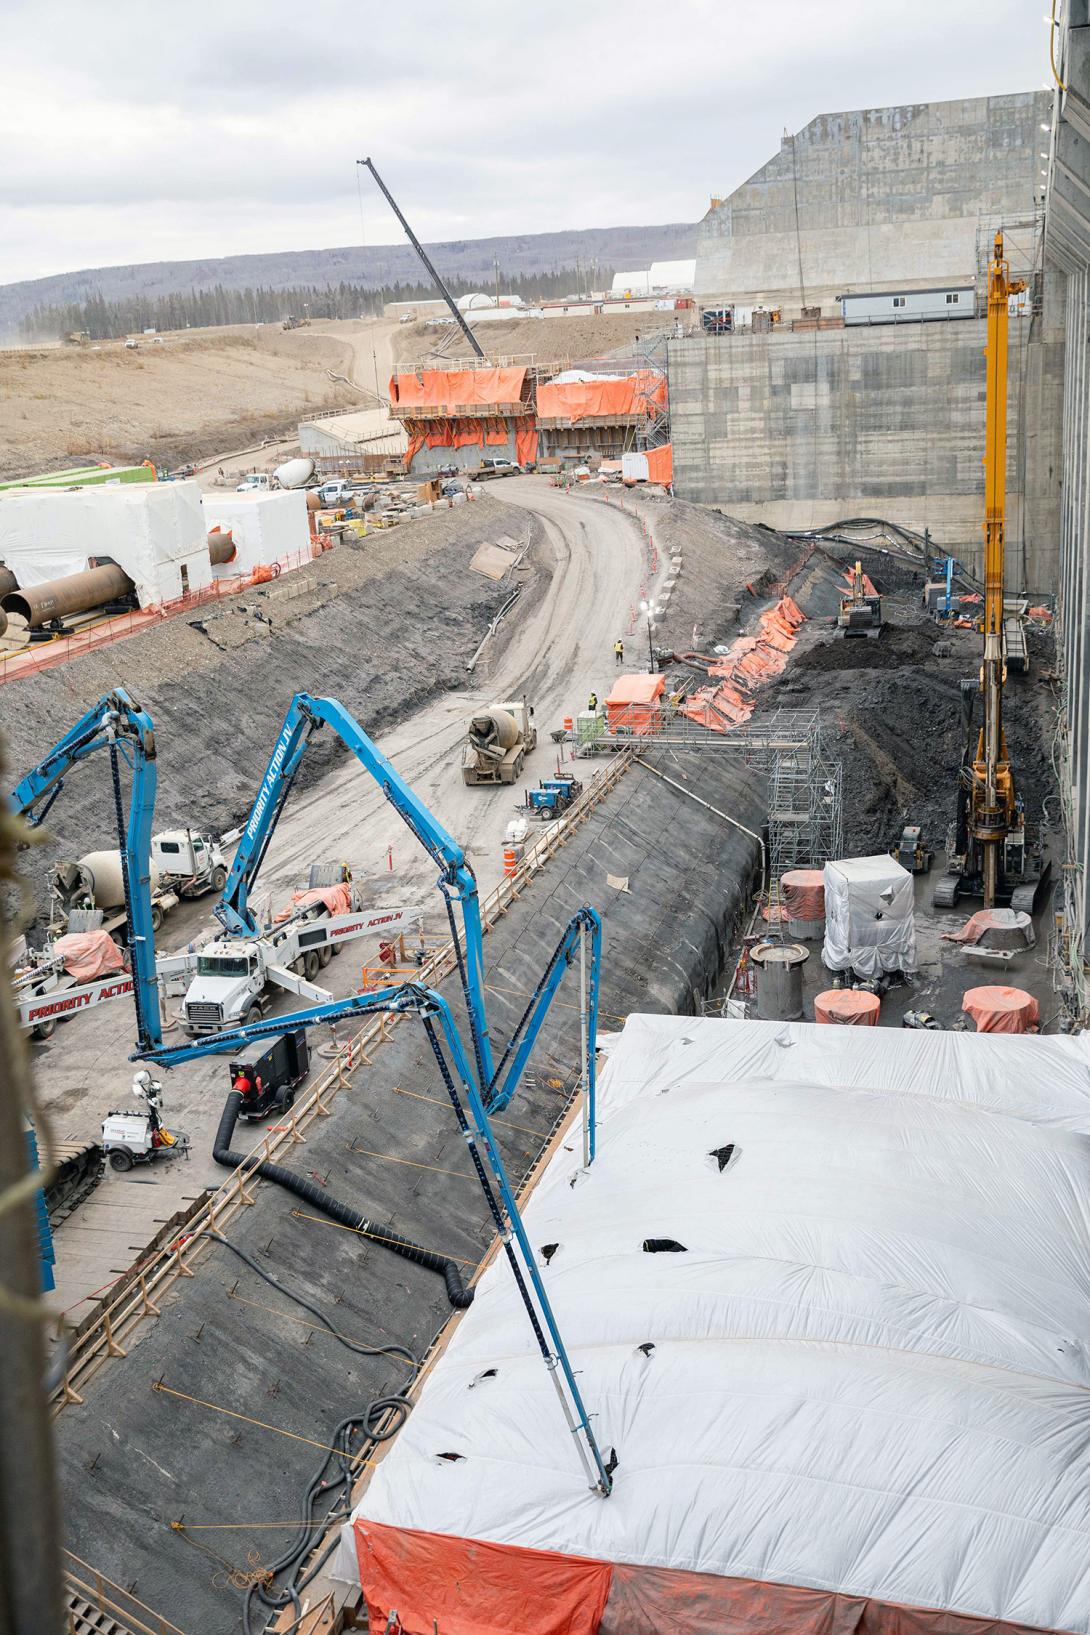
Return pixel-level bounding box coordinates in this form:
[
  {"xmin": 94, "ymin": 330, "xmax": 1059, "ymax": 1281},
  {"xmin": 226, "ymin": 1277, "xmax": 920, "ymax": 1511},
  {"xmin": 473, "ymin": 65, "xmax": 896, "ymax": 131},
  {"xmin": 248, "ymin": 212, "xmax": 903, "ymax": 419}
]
[
  {"xmin": 971, "ymin": 232, "xmax": 1024, "ymax": 907},
  {"xmin": 358, "ymin": 157, "xmax": 486, "ymax": 360}
]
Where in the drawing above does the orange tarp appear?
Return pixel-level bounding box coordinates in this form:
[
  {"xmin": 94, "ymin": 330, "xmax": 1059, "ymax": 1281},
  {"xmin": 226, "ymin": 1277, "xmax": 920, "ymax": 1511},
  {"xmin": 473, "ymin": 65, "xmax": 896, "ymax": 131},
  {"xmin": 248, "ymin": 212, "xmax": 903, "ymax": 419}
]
[
  {"xmin": 782, "ymin": 868, "xmax": 825, "ymax": 921},
  {"xmin": 273, "ymin": 883, "xmax": 353, "ymax": 923},
  {"xmin": 354, "ymin": 1521, "xmax": 613, "ymax": 1635},
  {"xmin": 814, "ymin": 989, "xmax": 880, "ymax": 1025},
  {"xmin": 644, "ymin": 443, "xmax": 673, "ymax": 485},
  {"xmin": 680, "ymin": 595, "xmax": 806, "ymax": 734},
  {"xmin": 536, "ymin": 372, "xmax": 666, "ymax": 424},
  {"xmin": 390, "ymin": 368, "xmax": 527, "ymax": 411},
  {"xmin": 606, "ymin": 672, "xmax": 665, "ymax": 734},
  {"xmin": 962, "ymin": 985, "xmax": 1040, "ymax": 1034},
  {"xmin": 55, "ymin": 930, "xmax": 125, "ymax": 981},
  {"xmin": 515, "ymin": 419, "xmax": 539, "ymax": 466}
]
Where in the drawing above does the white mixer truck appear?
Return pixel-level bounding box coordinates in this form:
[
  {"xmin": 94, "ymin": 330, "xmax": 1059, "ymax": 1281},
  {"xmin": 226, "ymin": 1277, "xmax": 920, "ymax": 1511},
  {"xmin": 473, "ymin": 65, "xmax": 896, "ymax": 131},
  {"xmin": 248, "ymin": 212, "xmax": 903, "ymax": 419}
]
[
  {"xmin": 461, "ymin": 701, "xmax": 537, "ymax": 786},
  {"xmin": 51, "ymin": 828, "xmax": 228, "ymax": 938}
]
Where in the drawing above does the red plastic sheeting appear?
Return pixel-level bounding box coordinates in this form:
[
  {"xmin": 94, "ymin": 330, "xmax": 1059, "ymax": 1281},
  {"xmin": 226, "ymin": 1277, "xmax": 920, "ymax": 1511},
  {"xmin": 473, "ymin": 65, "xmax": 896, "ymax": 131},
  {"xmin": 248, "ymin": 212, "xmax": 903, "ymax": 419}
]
[
  {"xmin": 273, "ymin": 883, "xmax": 353, "ymax": 923},
  {"xmin": 814, "ymin": 989, "xmax": 881, "ymax": 1026},
  {"xmin": 680, "ymin": 596, "xmax": 806, "ymax": 732},
  {"xmin": 962, "ymin": 986, "xmax": 1040, "ymax": 1034},
  {"xmin": 389, "ymin": 368, "xmax": 527, "ymax": 410},
  {"xmin": 354, "ymin": 1521, "xmax": 613, "ymax": 1635},
  {"xmin": 644, "ymin": 442, "xmax": 673, "ymax": 485},
  {"xmin": 54, "ymin": 930, "xmax": 125, "ymax": 981},
  {"xmin": 536, "ymin": 372, "xmax": 666, "ymax": 424},
  {"xmin": 942, "ymin": 910, "xmax": 1025, "ymax": 946},
  {"xmin": 781, "ymin": 868, "xmax": 825, "ymax": 921},
  {"xmin": 599, "ymin": 1562, "xmax": 1067, "ymax": 1635}
]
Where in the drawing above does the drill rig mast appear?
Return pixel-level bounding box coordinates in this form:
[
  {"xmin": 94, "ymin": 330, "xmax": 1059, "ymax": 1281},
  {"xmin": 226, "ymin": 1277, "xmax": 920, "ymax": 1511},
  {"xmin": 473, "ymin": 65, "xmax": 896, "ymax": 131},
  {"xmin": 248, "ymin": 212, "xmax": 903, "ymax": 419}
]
[{"xmin": 936, "ymin": 232, "xmax": 1042, "ymax": 912}]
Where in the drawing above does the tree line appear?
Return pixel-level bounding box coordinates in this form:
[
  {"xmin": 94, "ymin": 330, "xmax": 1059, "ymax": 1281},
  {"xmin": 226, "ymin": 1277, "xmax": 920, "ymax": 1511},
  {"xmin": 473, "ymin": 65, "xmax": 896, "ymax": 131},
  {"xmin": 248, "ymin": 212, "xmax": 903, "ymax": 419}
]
[{"xmin": 17, "ymin": 266, "xmax": 612, "ymax": 341}]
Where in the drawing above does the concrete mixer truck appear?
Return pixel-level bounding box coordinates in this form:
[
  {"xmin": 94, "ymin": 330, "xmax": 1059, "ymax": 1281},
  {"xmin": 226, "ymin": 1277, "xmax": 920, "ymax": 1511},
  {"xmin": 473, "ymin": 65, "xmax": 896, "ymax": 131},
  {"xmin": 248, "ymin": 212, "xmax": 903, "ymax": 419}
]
[
  {"xmin": 51, "ymin": 827, "xmax": 228, "ymax": 939},
  {"xmin": 461, "ymin": 700, "xmax": 537, "ymax": 786}
]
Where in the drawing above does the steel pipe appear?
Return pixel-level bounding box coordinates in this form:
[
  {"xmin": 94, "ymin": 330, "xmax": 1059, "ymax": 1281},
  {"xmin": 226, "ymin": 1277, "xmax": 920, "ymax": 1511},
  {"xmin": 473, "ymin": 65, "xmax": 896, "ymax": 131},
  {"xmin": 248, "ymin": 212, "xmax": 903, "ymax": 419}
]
[
  {"xmin": 2, "ymin": 563, "xmax": 134, "ymax": 628},
  {"xmin": 0, "ymin": 564, "xmax": 17, "ymax": 600}
]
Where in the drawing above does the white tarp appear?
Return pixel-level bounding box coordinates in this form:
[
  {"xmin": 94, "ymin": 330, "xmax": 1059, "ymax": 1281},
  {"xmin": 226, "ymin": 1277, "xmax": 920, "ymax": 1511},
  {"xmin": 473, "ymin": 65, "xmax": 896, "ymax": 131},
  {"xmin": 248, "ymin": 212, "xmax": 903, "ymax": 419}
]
[
  {"xmin": 823, "ymin": 853, "xmax": 917, "ymax": 976},
  {"xmin": 0, "ymin": 480, "xmax": 211, "ymax": 606},
  {"xmin": 200, "ymin": 491, "xmax": 310, "ymax": 577},
  {"xmin": 341, "ymin": 1014, "xmax": 1090, "ymax": 1633}
]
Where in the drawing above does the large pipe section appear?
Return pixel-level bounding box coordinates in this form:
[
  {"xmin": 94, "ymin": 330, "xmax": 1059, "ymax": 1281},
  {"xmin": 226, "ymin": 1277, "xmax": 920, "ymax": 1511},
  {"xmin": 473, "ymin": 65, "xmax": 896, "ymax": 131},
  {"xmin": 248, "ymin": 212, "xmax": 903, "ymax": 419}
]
[
  {"xmin": 207, "ymin": 528, "xmax": 236, "ymax": 565},
  {"xmin": 0, "ymin": 564, "xmax": 17, "ymax": 599},
  {"xmin": 213, "ymin": 1090, "xmax": 474, "ymax": 1308},
  {"xmin": 2, "ymin": 563, "xmax": 134, "ymax": 628}
]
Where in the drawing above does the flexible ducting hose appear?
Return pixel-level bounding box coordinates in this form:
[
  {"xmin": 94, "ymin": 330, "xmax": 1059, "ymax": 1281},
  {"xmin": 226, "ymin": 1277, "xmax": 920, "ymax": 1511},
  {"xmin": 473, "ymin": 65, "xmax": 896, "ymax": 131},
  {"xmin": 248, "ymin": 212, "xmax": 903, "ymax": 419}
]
[{"xmin": 213, "ymin": 1091, "xmax": 473, "ymax": 1307}]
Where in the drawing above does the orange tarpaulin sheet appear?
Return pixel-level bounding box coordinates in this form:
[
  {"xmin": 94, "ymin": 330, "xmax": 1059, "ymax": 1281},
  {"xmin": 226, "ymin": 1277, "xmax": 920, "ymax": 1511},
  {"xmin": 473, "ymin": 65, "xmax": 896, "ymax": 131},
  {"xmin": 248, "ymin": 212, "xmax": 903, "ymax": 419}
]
[
  {"xmin": 515, "ymin": 418, "xmax": 539, "ymax": 466},
  {"xmin": 273, "ymin": 883, "xmax": 353, "ymax": 923},
  {"xmin": 606, "ymin": 671, "xmax": 665, "ymax": 735},
  {"xmin": 644, "ymin": 443, "xmax": 673, "ymax": 485},
  {"xmin": 54, "ymin": 931, "xmax": 125, "ymax": 981},
  {"xmin": 680, "ymin": 596, "xmax": 806, "ymax": 734},
  {"xmin": 782, "ymin": 868, "xmax": 825, "ymax": 920},
  {"xmin": 536, "ymin": 372, "xmax": 666, "ymax": 424},
  {"xmin": 814, "ymin": 989, "xmax": 880, "ymax": 1025},
  {"xmin": 390, "ymin": 368, "xmax": 527, "ymax": 410},
  {"xmin": 962, "ymin": 985, "xmax": 1040, "ymax": 1034},
  {"xmin": 354, "ymin": 1521, "xmax": 613, "ymax": 1635}
]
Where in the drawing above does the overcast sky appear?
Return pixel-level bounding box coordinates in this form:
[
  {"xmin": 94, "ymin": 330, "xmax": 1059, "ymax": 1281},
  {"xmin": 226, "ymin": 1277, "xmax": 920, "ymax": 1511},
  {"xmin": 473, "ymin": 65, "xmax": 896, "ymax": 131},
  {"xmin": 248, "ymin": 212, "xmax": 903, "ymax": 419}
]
[{"xmin": 0, "ymin": 0, "xmax": 1049, "ymax": 286}]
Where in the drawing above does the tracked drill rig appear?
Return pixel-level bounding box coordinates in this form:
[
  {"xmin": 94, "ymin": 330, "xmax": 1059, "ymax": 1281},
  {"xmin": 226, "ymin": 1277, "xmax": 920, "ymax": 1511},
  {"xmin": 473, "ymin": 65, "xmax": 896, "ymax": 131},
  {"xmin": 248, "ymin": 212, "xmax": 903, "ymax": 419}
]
[{"xmin": 935, "ymin": 233, "xmax": 1044, "ymax": 912}]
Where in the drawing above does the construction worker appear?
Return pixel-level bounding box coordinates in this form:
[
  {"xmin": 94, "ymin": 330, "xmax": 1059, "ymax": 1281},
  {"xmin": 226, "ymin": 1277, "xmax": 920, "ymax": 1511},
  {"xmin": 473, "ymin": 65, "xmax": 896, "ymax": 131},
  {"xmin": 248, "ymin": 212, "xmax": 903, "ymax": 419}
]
[
  {"xmin": 614, "ymin": 638, "xmax": 624, "ymax": 665},
  {"xmin": 588, "ymin": 691, "xmax": 599, "ymax": 714}
]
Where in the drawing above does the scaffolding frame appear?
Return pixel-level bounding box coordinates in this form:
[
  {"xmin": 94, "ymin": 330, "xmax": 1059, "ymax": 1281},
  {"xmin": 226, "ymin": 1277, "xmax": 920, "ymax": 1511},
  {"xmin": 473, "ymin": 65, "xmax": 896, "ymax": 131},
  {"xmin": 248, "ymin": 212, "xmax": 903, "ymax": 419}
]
[{"xmin": 576, "ymin": 708, "xmax": 843, "ymax": 882}]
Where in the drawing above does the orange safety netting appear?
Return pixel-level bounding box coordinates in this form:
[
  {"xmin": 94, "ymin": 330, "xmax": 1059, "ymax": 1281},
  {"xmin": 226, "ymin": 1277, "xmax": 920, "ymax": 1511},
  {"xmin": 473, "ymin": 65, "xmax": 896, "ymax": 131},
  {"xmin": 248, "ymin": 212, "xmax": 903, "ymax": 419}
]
[
  {"xmin": 781, "ymin": 868, "xmax": 825, "ymax": 921},
  {"xmin": 273, "ymin": 883, "xmax": 353, "ymax": 923},
  {"xmin": 814, "ymin": 989, "xmax": 881, "ymax": 1026},
  {"xmin": 536, "ymin": 372, "xmax": 666, "ymax": 424},
  {"xmin": 54, "ymin": 930, "xmax": 126, "ymax": 981},
  {"xmin": 962, "ymin": 985, "xmax": 1040, "ymax": 1034},
  {"xmin": 679, "ymin": 596, "xmax": 806, "ymax": 732},
  {"xmin": 354, "ymin": 1521, "xmax": 613, "ymax": 1635},
  {"xmin": 644, "ymin": 443, "xmax": 673, "ymax": 485},
  {"xmin": 389, "ymin": 368, "xmax": 527, "ymax": 410}
]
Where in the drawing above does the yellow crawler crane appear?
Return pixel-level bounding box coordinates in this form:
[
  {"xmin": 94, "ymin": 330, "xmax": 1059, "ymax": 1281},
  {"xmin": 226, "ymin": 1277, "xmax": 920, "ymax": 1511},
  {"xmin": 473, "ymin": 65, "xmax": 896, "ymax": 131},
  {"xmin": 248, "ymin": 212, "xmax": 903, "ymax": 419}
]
[{"xmin": 936, "ymin": 233, "xmax": 1044, "ymax": 912}]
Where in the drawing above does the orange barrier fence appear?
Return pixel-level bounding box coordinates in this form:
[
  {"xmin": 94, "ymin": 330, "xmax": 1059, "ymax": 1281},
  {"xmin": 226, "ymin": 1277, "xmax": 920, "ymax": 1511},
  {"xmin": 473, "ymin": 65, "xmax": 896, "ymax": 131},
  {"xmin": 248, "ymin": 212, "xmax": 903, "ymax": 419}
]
[{"xmin": 0, "ymin": 545, "xmax": 322, "ymax": 685}]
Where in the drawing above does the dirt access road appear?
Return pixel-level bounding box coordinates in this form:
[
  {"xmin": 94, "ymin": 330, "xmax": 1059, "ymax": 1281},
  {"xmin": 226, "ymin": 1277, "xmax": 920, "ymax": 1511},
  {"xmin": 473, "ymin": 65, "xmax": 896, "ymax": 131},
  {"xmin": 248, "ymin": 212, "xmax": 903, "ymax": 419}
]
[{"xmin": 38, "ymin": 476, "xmax": 660, "ymax": 1317}]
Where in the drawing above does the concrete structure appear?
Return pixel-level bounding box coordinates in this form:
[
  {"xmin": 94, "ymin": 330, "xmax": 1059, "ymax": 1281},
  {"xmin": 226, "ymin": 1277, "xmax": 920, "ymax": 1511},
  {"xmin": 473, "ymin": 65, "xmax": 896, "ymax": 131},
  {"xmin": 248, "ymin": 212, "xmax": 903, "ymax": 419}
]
[
  {"xmin": 1045, "ymin": 7, "xmax": 1090, "ymax": 1015},
  {"xmin": 698, "ymin": 94, "xmax": 1049, "ymax": 311},
  {"xmin": 298, "ymin": 409, "xmax": 408, "ymax": 472},
  {"xmin": 671, "ymin": 92, "xmax": 1063, "ymax": 582}
]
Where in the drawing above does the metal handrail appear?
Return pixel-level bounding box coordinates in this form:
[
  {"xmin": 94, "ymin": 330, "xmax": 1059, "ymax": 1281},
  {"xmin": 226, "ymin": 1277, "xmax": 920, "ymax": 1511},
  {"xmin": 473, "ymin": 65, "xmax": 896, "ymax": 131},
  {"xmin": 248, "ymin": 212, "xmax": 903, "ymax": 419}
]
[{"xmin": 64, "ymin": 1552, "xmax": 186, "ymax": 1635}]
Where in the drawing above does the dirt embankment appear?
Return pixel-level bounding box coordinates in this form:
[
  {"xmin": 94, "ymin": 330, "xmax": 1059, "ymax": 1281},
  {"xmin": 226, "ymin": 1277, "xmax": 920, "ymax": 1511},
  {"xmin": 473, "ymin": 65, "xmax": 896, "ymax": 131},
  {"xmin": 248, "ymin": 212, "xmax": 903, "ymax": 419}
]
[
  {"xmin": 1, "ymin": 494, "xmax": 542, "ymax": 912},
  {"xmin": 0, "ymin": 327, "xmax": 360, "ymax": 477},
  {"xmin": 391, "ymin": 310, "xmax": 678, "ymax": 369}
]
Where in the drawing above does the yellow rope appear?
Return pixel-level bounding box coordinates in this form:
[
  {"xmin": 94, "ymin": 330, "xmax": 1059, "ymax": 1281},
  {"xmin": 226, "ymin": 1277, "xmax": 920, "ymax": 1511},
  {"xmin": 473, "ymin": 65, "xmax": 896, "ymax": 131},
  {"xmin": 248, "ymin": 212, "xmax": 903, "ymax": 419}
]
[
  {"xmin": 152, "ymin": 1381, "xmax": 378, "ymax": 1462},
  {"xmin": 348, "ymin": 1143, "xmax": 476, "ymax": 1182},
  {"xmin": 289, "ymin": 1209, "xmax": 481, "ymax": 1268},
  {"xmin": 391, "ymin": 1083, "xmax": 548, "ymax": 1139},
  {"xmin": 223, "ymin": 1288, "xmax": 413, "ymax": 1365}
]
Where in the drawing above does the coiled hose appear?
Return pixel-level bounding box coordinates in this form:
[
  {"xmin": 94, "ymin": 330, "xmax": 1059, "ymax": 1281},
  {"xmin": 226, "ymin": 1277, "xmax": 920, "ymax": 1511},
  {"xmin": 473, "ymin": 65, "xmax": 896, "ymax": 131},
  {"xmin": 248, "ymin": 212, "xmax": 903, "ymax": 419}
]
[{"xmin": 213, "ymin": 1091, "xmax": 473, "ymax": 1307}]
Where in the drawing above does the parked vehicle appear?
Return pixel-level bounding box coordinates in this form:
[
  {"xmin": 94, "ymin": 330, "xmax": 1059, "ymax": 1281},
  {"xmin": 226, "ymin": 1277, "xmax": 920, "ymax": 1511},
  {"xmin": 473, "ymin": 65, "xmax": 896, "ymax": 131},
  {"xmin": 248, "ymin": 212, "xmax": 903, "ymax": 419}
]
[
  {"xmin": 229, "ymin": 1031, "xmax": 311, "ymax": 1120},
  {"xmin": 462, "ymin": 700, "xmax": 537, "ymax": 786},
  {"xmin": 316, "ymin": 479, "xmax": 356, "ymax": 507},
  {"xmin": 236, "ymin": 473, "xmax": 271, "ymax": 492}
]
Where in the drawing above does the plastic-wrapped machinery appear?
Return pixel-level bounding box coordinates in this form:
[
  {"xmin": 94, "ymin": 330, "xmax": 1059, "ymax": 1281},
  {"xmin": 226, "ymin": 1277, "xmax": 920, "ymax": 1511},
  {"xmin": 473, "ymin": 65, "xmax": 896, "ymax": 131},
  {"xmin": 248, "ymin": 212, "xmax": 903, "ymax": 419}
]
[{"xmin": 822, "ymin": 855, "xmax": 917, "ymax": 978}]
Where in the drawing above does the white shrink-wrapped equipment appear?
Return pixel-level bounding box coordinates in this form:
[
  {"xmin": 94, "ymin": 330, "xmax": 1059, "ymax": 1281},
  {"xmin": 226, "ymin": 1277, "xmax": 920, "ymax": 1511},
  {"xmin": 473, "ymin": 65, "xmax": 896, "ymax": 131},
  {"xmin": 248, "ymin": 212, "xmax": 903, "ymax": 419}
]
[
  {"xmin": 201, "ymin": 491, "xmax": 310, "ymax": 576},
  {"xmin": 339, "ymin": 1014, "xmax": 1090, "ymax": 1635},
  {"xmin": 822, "ymin": 853, "xmax": 916, "ymax": 977},
  {"xmin": 0, "ymin": 480, "xmax": 212, "ymax": 606}
]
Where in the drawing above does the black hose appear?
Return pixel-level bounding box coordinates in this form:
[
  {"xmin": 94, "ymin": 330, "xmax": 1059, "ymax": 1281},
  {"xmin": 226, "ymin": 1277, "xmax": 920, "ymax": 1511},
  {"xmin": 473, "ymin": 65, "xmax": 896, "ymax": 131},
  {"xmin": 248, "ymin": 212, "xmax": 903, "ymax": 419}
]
[{"xmin": 213, "ymin": 1091, "xmax": 473, "ymax": 1308}]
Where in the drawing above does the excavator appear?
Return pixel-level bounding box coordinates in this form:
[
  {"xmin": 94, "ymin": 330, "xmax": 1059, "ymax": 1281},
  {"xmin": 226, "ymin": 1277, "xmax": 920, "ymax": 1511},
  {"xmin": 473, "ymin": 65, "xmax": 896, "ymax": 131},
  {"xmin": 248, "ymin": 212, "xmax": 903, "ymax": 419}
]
[{"xmin": 934, "ymin": 233, "xmax": 1045, "ymax": 912}]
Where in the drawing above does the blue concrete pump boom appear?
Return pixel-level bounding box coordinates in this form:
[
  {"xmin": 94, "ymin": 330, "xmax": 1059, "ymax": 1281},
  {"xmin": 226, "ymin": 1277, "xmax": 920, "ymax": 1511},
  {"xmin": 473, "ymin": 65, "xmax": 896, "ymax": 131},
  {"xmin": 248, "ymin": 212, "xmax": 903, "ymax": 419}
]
[
  {"xmin": 7, "ymin": 689, "xmax": 162, "ymax": 1053},
  {"xmin": 214, "ymin": 693, "xmax": 496, "ymax": 1091}
]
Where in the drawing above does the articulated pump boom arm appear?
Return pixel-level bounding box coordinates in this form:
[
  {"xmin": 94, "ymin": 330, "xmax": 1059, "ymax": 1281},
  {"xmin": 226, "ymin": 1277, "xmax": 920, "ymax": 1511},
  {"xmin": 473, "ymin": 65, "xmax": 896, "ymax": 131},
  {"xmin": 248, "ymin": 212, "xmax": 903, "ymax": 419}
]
[
  {"xmin": 216, "ymin": 694, "xmax": 494, "ymax": 1086},
  {"xmin": 7, "ymin": 690, "xmax": 162, "ymax": 1051},
  {"xmin": 972, "ymin": 231, "xmax": 1025, "ymax": 906}
]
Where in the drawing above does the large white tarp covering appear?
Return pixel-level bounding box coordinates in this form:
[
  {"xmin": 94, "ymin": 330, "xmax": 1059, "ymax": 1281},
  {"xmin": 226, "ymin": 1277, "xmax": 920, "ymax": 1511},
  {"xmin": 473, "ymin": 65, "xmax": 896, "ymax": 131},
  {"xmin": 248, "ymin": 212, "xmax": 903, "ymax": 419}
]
[
  {"xmin": 343, "ymin": 1015, "xmax": 1090, "ymax": 1633},
  {"xmin": 823, "ymin": 853, "xmax": 917, "ymax": 976},
  {"xmin": 201, "ymin": 491, "xmax": 309, "ymax": 576},
  {"xmin": 0, "ymin": 480, "xmax": 211, "ymax": 606}
]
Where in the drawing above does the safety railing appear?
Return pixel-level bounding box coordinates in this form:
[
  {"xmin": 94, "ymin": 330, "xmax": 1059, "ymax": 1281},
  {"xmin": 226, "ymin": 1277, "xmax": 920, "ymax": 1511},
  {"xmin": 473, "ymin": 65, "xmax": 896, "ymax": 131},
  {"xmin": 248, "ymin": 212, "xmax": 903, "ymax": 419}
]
[
  {"xmin": 64, "ymin": 1552, "xmax": 186, "ymax": 1635},
  {"xmin": 50, "ymin": 749, "xmax": 635, "ymax": 1410}
]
